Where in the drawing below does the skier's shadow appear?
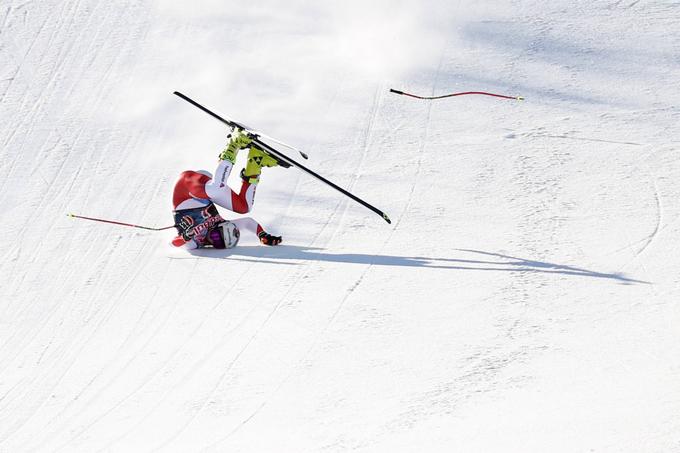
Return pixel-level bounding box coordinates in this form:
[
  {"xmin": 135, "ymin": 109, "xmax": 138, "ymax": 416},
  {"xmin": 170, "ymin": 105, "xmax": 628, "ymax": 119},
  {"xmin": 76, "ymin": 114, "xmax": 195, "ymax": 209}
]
[{"xmin": 191, "ymin": 245, "xmax": 647, "ymax": 285}]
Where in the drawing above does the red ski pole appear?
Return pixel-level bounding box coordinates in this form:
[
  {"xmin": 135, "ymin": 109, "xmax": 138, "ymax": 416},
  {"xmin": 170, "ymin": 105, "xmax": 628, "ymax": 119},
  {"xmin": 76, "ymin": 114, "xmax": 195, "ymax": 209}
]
[
  {"xmin": 67, "ymin": 213, "xmax": 175, "ymax": 231},
  {"xmin": 390, "ymin": 88, "xmax": 524, "ymax": 101}
]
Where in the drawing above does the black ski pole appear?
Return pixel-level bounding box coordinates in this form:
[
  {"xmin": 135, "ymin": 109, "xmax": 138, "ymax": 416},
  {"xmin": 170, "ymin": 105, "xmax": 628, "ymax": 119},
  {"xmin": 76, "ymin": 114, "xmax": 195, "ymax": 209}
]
[{"xmin": 67, "ymin": 213, "xmax": 175, "ymax": 231}]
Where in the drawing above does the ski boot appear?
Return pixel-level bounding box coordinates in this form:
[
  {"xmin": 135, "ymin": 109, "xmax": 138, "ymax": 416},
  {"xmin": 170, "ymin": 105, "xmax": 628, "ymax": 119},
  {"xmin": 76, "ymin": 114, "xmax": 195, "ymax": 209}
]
[
  {"xmin": 242, "ymin": 146, "xmax": 286, "ymax": 183},
  {"xmin": 218, "ymin": 128, "xmax": 252, "ymax": 164}
]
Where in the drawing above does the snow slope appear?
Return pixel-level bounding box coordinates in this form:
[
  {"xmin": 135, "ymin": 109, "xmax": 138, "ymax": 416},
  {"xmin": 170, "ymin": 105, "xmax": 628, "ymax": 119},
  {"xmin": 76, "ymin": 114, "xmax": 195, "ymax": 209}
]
[{"xmin": 1, "ymin": 1, "xmax": 679, "ymax": 451}]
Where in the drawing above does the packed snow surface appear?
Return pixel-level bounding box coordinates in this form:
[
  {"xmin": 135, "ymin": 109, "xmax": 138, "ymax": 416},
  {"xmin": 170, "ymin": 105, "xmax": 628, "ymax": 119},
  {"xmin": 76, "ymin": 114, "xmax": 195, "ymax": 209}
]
[{"xmin": 1, "ymin": 1, "xmax": 679, "ymax": 451}]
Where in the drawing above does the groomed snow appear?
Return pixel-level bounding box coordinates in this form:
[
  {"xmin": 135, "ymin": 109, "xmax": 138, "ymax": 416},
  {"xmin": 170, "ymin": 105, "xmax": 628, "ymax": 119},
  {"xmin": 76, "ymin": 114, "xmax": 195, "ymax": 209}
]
[{"xmin": 1, "ymin": 1, "xmax": 679, "ymax": 451}]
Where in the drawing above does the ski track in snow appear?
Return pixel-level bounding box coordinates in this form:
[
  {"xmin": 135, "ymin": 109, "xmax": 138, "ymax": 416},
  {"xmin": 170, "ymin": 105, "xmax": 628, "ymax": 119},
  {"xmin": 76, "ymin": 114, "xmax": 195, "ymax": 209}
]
[
  {"xmin": 1, "ymin": 1, "xmax": 680, "ymax": 452},
  {"xmin": 622, "ymin": 157, "xmax": 663, "ymax": 269}
]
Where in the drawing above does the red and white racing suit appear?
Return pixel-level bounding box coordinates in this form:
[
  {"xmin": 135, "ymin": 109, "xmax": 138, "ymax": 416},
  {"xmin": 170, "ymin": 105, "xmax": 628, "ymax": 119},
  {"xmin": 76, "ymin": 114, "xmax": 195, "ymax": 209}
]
[{"xmin": 171, "ymin": 159, "xmax": 265, "ymax": 249}]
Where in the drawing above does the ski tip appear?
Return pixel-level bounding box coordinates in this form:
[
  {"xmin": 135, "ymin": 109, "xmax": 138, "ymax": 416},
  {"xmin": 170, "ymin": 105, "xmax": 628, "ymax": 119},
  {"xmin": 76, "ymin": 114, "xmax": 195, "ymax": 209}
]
[
  {"xmin": 66, "ymin": 213, "xmax": 74, "ymax": 217},
  {"xmin": 389, "ymin": 88, "xmax": 404, "ymax": 95},
  {"xmin": 516, "ymin": 96, "xmax": 525, "ymax": 101}
]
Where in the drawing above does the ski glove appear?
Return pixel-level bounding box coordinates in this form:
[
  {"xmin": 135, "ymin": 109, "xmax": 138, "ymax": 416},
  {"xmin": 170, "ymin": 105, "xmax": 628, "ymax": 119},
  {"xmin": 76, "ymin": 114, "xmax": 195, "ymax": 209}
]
[{"xmin": 258, "ymin": 231, "xmax": 282, "ymax": 246}]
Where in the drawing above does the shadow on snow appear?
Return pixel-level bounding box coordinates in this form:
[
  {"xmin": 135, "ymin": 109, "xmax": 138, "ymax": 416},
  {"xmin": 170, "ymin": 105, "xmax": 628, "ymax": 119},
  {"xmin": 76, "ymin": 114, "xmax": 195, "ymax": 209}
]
[{"xmin": 188, "ymin": 245, "xmax": 648, "ymax": 285}]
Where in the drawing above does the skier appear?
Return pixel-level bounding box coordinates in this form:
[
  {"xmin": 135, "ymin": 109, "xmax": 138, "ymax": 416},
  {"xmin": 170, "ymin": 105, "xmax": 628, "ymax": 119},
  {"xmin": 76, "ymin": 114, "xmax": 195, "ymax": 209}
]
[{"xmin": 171, "ymin": 128, "xmax": 283, "ymax": 249}]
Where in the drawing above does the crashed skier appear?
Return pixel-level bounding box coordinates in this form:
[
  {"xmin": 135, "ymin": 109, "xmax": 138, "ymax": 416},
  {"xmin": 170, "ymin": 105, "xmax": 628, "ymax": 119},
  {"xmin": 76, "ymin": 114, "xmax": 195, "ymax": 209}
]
[{"xmin": 171, "ymin": 129, "xmax": 284, "ymax": 249}]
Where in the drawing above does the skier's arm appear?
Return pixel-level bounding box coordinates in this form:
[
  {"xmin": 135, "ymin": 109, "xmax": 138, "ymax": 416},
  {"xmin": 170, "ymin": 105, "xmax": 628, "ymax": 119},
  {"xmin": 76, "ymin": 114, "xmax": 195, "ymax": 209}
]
[
  {"xmin": 232, "ymin": 217, "xmax": 282, "ymax": 245},
  {"xmin": 231, "ymin": 217, "xmax": 263, "ymax": 236}
]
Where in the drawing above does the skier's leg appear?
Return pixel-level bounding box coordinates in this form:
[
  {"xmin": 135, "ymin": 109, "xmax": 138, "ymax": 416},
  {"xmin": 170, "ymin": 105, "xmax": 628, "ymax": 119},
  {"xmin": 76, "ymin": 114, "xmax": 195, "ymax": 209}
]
[
  {"xmin": 226, "ymin": 141, "xmax": 283, "ymax": 212},
  {"xmin": 209, "ymin": 143, "xmax": 280, "ymax": 213},
  {"xmin": 205, "ymin": 160, "xmax": 257, "ymax": 214}
]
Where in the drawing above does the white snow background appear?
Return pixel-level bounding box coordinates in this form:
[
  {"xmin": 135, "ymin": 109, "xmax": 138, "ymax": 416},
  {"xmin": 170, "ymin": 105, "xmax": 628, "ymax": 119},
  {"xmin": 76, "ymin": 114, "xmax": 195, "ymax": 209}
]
[{"xmin": 1, "ymin": 0, "xmax": 679, "ymax": 451}]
